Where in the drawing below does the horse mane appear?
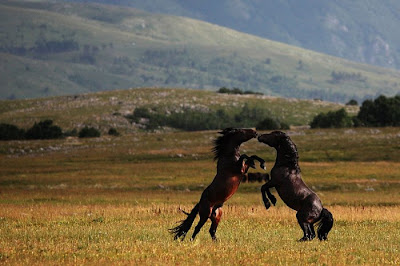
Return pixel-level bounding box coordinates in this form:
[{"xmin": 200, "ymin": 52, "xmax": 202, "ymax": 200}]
[
  {"xmin": 277, "ymin": 132, "xmax": 300, "ymax": 172},
  {"xmin": 212, "ymin": 128, "xmax": 236, "ymax": 161}
]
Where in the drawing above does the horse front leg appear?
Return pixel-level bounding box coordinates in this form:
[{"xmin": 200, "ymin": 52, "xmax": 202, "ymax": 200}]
[
  {"xmin": 239, "ymin": 154, "xmax": 256, "ymax": 169},
  {"xmin": 261, "ymin": 181, "xmax": 276, "ymax": 210},
  {"xmin": 238, "ymin": 154, "xmax": 256, "ymax": 175},
  {"xmin": 249, "ymin": 155, "xmax": 266, "ymax": 170},
  {"xmin": 209, "ymin": 205, "xmax": 223, "ymax": 241},
  {"xmin": 266, "ymin": 189, "xmax": 276, "ymax": 206}
]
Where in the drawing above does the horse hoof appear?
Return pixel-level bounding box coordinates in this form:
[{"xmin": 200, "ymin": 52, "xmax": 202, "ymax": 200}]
[
  {"xmin": 271, "ymin": 197, "xmax": 277, "ymax": 206},
  {"xmin": 318, "ymin": 234, "xmax": 328, "ymax": 241},
  {"xmin": 298, "ymin": 236, "xmax": 312, "ymax": 242}
]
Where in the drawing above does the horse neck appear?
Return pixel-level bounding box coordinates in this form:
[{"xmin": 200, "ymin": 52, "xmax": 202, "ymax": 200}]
[
  {"xmin": 274, "ymin": 143, "xmax": 300, "ymax": 170},
  {"xmin": 216, "ymin": 145, "xmax": 240, "ymax": 171}
]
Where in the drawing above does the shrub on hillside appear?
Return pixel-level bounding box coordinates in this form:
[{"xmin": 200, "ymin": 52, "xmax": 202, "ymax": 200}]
[
  {"xmin": 79, "ymin": 126, "xmax": 101, "ymax": 138},
  {"xmin": 133, "ymin": 107, "xmax": 152, "ymax": 119},
  {"xmin": 63, "ymin": 128, "xmax": 78, "ymax": 137},
  {"xmin": 217, "ymin": 87, "xmax": 263, "ymax": 95},
  {"xmin": 25, "ymin": 120, "xmax": 63, "ymax": 139},
  {"xmin": 0, "ymin": 123, "xmax": 26, "ymax": 140},
  {"xmin": 166, "ymin": 108, "xmax": 232, "ymax": 131},
  {"xmin": 125, "ymin": 107, "xmax": 152, "ymax": 124},
  {"xmin": 346, "ymin": 99, "xmax": 358, "ymax": 106},
  {"xmin": 108, "ymin": 127, "xmax": 120, "ymax": 136},
  {"xmin": 234, "ymin": 104, "xmax": 265, "ymax": 127},
  {"xmin": 218, "ymin": 87, "xmax": 231, "ymax": 94},
  {"xmin": 310, "ymin": 108, "xmax": 353, "ymax": 128},
  {"xmin": 256, "ymin": 117, "xmax": 289, "ymax": 130}
]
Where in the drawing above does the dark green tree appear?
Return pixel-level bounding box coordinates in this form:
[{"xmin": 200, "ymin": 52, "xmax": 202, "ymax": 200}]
[
  {"xmin": 0, "ymin": 123, "xmax": 25, "ymax": 140},
  {"xmin": 256, "ymin": 117, "xmax": 281, "ymax": 130},
  {"xmin": 108, "ymin": 128, "xmax": 120, "ymax": 136},
  {"xmin": 79, "ymin": 126, "xmax": 101, "ymax": 138},
  {"xmin": 346, "ymin": 99, "xmax": 358, "ymax": 106},
  {"xmin": 25, "ymin": 120, "xmax": 63, "ymax": 139},
  {"xmin": 310, "ymin": 108, "xmax": 353, "ymax": 128},
  {"xmin": 234, "ymin": 103, "xmax": 265, "ymax": 127},
  {"xmin": 357, "ymin": 95, "xmax": 400, "ymax": 126}
]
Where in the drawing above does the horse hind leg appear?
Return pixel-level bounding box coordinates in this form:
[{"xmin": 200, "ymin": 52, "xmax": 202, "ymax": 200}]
[
  {"xmin": 298, "ymin": 222, "xmax": 313, "ymax": 242},
  {"xmin": 209, "ymin": 206, "xmax": 223, "ymax": 241},
  {"xmin": 261, "ymin": 182, "xmax": 275, "ymax": 209},
  {"xmin": 191, "ymin": 204, "xmax": 212, "ymax": 241},
  {"xmin": 297, "ymin": 194, "xmax": 323, "ymax": 241},
  {"xmin": 296, "ymin": 212, "xmax": 316, "ymax": 241},
  {"xmin": 317, "ymin": 208, "xmax": 334, "ymax": 241},
  {"xmin": 309, "ymin": 223, "xmax": 316, "ymax": 239},
  {"xmin": 266, "ymin": 189, "xmax": 277, "ymax": 206}
]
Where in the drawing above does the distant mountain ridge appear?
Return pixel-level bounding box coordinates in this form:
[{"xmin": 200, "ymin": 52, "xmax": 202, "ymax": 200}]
[
  {"xmin": 67, "ymin": 0, "xmax": 400, "ymax": 70},
  {"xmin": 0, "ymin": 0, "xmax": 399, "ymax": 101}
]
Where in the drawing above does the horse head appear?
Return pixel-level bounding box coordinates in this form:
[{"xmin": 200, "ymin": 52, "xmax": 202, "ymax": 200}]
[
  {"xmin": 213, "ymin": 128, "xmax": 257, "ymax": 160},
  {"xmin": 258, "ymin": 131, "xmax": 299, "ymax": 168},
  {"xmin": 257, "ymin": 131, "xmax": 288, "ymax": 148},
  {"xmin": 219, "ymin": 128, "xmax": 257, "ymax": 143}
]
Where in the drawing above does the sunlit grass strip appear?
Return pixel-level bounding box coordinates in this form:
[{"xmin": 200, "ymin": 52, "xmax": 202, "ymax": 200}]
[{"xmin": 0, "ymin": 203, "xmax": 399, "ymax": 264}]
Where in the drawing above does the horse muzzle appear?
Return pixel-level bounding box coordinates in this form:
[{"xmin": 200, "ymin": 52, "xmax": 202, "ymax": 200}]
[{"xmin": 258, "ymin": 134, "xmax": 273, "ymax": 146}]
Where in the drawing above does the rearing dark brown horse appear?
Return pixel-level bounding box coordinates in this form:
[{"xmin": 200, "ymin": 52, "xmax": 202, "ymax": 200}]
[
  {"xmin": 258, "ymin": 131, "xmax": 334, "ymax": 241},
  {"xmin": 169, "ymin": 128, "xmax": 265, "ymax": 241}
]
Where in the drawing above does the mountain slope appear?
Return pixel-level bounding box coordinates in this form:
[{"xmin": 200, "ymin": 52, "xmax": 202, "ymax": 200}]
[
  {"xmin": 68, "ymin": 0, "xmax": 400, "ymax": 69},
  {"xmin": 0, "ymin": 1, "xmax": 399, "ymax": 102}
]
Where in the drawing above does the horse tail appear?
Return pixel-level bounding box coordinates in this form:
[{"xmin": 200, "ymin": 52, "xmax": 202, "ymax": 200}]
[
  {"xmin": 317, "ymin": 208, "xmax": 334, "ymax": 241},
  {"xmin": 169, "ymin": 203, "xmax": 199, "ymax": 240}
]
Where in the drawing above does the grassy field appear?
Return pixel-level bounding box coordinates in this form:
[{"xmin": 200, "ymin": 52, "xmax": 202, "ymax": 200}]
[{"xmin": 0, "ymin": 127, "xmax": 400, "ymax": 264}]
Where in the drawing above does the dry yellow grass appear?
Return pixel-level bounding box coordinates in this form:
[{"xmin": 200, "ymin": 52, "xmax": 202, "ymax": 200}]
[
  {"xmin": 0, "ymin": 128, "xmax": 399, "ymax": 264},
  {"xmin": 1, "ymin": 197, "xmax": 399, "ymax": 265}
]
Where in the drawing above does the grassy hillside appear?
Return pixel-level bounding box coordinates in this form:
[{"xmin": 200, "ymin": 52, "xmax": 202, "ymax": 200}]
[
  {"xmin": 68, "ymin": 0, "xmax": 400, "ymax": 69},
  {"xmin": 1, "ymin": 1, "xmax": 400, "ymax": 102},
  {"xmin": 0, "ymin": 126, "xmax": 399, "ymax": 264},
  {"xmin": 0, "ymin": 88, "xmax": 359, "ymax": 132}
]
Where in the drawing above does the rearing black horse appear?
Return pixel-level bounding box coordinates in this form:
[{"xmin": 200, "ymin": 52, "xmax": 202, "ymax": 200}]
[
  {"xmin": 169, "ymin": 128, "xmax": 265, "ymax": 241},
  {"xmin": 258, "ymin": 131, "xmax": 333, "ymax": 241}
]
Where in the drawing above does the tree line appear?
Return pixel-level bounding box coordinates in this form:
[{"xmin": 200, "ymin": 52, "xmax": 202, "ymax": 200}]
[
  {"xmin": 2, "ymin": 95, "xmax": 397, "ymax": 140},
  {"xmin": 329, "ymin": 71, "xmax": 367, "ymax": 84},
  {"xmin": 0, "ymin": 120, "xmax": 119, "ymax": 141},
  {"xmin": 310, "ymin": 95, "xmax": 400, "ymax": 128},
  {"xmin": 217, "ymin": 87, "xmax": 263, "ymax": 95},
  {"xmin": 126, "ymin": 104, "xmax": 288, "ymax": 132},
  {"xmin": 1, "ymin": 40, "xmax": 79, "ymax": 56}
]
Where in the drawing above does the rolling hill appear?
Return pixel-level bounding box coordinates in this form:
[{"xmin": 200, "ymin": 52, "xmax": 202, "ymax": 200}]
[
  {"xmin": 0, "ymin": 88, "xmax": 359, "ymax": 132},
  {"xmin": 0, "ymin": 1, "xmax": 399, "ymax": 102}
]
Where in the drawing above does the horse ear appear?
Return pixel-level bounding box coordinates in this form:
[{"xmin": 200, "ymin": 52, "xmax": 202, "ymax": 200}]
[
  {"xmin": 273, "ymin": 131, "xmax": 288, "ymax": 144},
  {"xmin": 274, "ymin": 131, "xmax": 287, "ymax": 138},
  {"xmin": 219, "ymin": 128, "xmax": 235, "ymax": 135}
]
